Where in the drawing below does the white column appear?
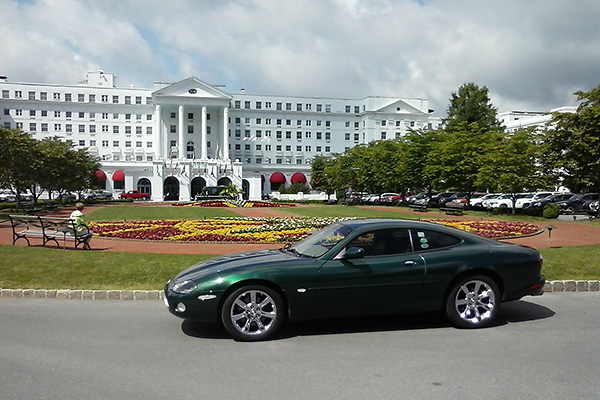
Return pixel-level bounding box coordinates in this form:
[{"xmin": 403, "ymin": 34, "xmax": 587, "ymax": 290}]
[
  {"xmin": 178, "ymin": 105, "xmax": 184, "ymax": 160},
  {"xmin": 201, "ymin": 106, "xmax": 208, "ymax": 159},
  {"xmin": 222, "ymin": 107, "xmax": 229, "ymax": 160},
  {"xmin": 154, "ymin": 104, "xmax": 162, "ymax": 159}
]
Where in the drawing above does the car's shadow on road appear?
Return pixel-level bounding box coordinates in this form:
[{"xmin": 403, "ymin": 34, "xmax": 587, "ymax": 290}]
[{"xmin": 181, "ymin": 299, "xmax": 555, "ymax": 341}]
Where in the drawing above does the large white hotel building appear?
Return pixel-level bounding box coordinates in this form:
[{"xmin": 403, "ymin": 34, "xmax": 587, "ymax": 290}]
[{"xmin": 0, "ymin": 71, "xmax": 441, "ymax": 201}]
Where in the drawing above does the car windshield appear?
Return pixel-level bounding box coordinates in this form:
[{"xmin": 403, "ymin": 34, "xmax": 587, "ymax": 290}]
[{"xmin": 289, "ymin": 223, "xmax": 354, "ymax": 258}]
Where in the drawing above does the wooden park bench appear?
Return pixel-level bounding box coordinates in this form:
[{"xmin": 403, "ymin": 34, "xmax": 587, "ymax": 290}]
[
  {"xmin": 440, "ymin": 203, "xmax": 465, "ymax": 216},
  {"xmin": 8, "ymin": 215, "xmax": 92, "ymax": 250},
  {"xmin": 408, "ymin": 203, "xmax": 428, "ymax": 212}
]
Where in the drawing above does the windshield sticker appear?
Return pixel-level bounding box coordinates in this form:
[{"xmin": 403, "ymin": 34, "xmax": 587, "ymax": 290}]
[
  {"xmin": 420, "ymin": 238, "xmax": 428, "ymax": 243},
  {"xmin": 421, "ymin": 243, "xmax": 429, "ymax": 249},
  {"xmin": 417, "ymin": 232, "xmax": 425, "ymax": 237}
]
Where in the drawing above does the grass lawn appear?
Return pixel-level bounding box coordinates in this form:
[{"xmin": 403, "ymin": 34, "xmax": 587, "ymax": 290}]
[{"xmin": 1, "ymin": 203, "xmax": 598, "ymax": 290}]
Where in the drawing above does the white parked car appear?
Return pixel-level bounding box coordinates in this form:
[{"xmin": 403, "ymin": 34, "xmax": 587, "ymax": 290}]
[
  {"xmin": 485, "ymin": 195, "xmax": 514, "ymax": 209},
  {"xmin": 515, "ymin": 192, "xmax": 559, "ymax": 209},
  {"xmin": 0, "ymin": 190, "xmax": 17, "ymax": 202},
  {"xmin": 470, "ymin": 194, "xmax": 500, "ymax": 209}
]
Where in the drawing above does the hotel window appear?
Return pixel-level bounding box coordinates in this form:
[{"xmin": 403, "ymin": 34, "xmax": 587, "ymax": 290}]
[
  {"xmin": 40, "ymin": 92, "xmax": 47, "ymax": 100},
  {"xmin": 112, "ymin": 95, "xmax": 119, "ymax": 103},
  {"xmin": 113, "ymin": 113, "xmax": 119, "ymax": 119},
  {"xmin": 235, "ymin": 144, "xmax": 241, "ymax": 150},
  {"xmin": 316, "ymin": 146, "xmax": 322, "ymax": 152},
  {"xmin": 65, "ymin": 93, "xmax": 71, "ymax": 102},
  {"xmin": 325, "ymin": 104, "xmax": 331, "ymax": 112},
  {"xmin": 325, "ymin": 132, "xmax": 331, "ymax": 140},
  {"xmin": 354, "ymin": 106, "xmax": 360, "ymax": 113},
  {"xmin": 113, "ymin": 141, "xmax": 119, "ymax": 147},
  {"xmin": 102, "ymin": 95, "xmax": 109, "ymax": 103},
  {"xmin": 235, "ymin": 129, "xmax": 241, "ymax": 138},
  {"xmin": 79, "ymin": 125, "xmax": 85, "ymax": 133},
  {"xmin": 66, "ymin": 124, "xmax": 72, "ymax": 133},
  {"xmin": 345, "ymin": 105, "xmax": 350, "ymax": 113},
  {"xmin": 296, "ymin": 103, "xmax": 302, "ymax": 111},
  {"xmin": 345, "ymin": 121, "xmax": 350, "ymax": 128},
  {"xmin": 15, "ymin": 109, "xmax": 22, "ymax": 116},
  {"xmin": 245, "ymin": 144, "xmax": 251, "ymax": 150},
  {"xmin": 101, "ymin": 113, "xmax": 108, "ymax": 119},
  {"xmin": 286, "ymin": 103, "xmax": 291, "ymax": 111},
  {"xmin": 113, "ymin": 126, "xmax": 119, "ymax": 134},
  {"xmin": 297, "ymin": 120, "xmax": 302, "ymax": 126},
  {"xmin": 102, "ymin": 125, "xmax": 108, "ymax": 132},
  {"xmin": 265, "ymin": 102, "xmax": 271, "ymax": 108},
  {"xmin": 170, "ymin": 125, "xmax": 176, "ymax": 133},
  {"xmin": 29, "ymin": 91, "xmax": 36, "ymax": 100},
  {"xmin": 244, "ymin": 117, "xmax": 250, "ymax": 124},
  {"xmin": 90, "ymin": 140, "xmax": 96, "ymax": 146},
  {"xmin": 316, "ymin": 132, "xmax": 322, "ymax": 140},
  {"xmin": 170, "ymin": 112, "xmax": 176, "ymax": 118},
  {"xmin": 54, "ymin": 111, "xmax": 60, "ymax": 117},
  {"xmin": 381, "ymin": 132, "xmax": 386, "ymax": 140},
  {"xmin": 245, "ymin": 101, "xmax": 250, "ymax": 109},
  {"xmin": 207, "ymin": 126, "xmax": 211, "ymax": 134},
  {"xmin": 125, "ymin": 141, "xmax": 131, "ymax": 148},
  {"xmin": 41, "ymin": 123, "xmax": 48, "ymax": 132},
  {"xmin": 296, "ymin": 145, "xmax": 302, "ymax": 151},
  {"xmin": 325, "ymin": 121, "xmax": 330, "ymax": 127},
  {"xmin": 2, "ymin": 90, "xmax": 9, "ymax": 98},
  {"xmin": 54, "ymin": 124, "xmax": 62, "ymax": 131},
  {"xmin": 256, "ymin": 101, "xmax": 262, "ymax": 109},
  {"xmin": 90, "ymin": 125, "xmax": 96, "ymax": 133},
  {"xmin": 296, "ymin": 159, "xmax": 303, "ymax": 164},
  {"xmin": 147, "ymin": 142, "xmax": 153, "ymax": 148},
  {"xmin": 78, "ymin": 140, "xmax": 85, "ymax": 146},
  {"xmin": 125, "ymin": 113, "xmax": 131, "ymax": 120},
  {"xmin": 125, "ymin": 126, "xmax": 131, "ymax": 134},
  {"xmin": 78, "ymin": 94, "xmax": 85, "ymax": 102},
  {"xmin": 136, "ymin": 96, "xmax": 142, "ymax": 104},
  {"xmin": 276, "ymin": 119, "xmax": 282, "ymax": 125},
  {"xmin": 30, "ymin": 110, "xmax": 36, "ymax": 117},
  {"xmin": 78, "ymin": 112, "xmax": 85, "ymax": 118},
  {"xmin": 188, "ymin": 112, "xmax": 193, "ymax": 120},
  {"xmin": 286, "ymin": 145, "xmax": 292, "ymax": 151},
  {"xmin": 234, "ymin": 100, "xmax": 240, "ymax": 108},
  {"xmin": 354, "ymin": 122, "xmax": 359, "ymax": 128},
  {"xmin": 316, "ymin": 104, "xmax": 322, "ymax": 112},
  {"xmin": 256, "ymin": 118, "xmax": 262, "ymax": 124},
  {"xmin": 316, "ymin": 120, "xmax": 322, "ymax": 126},
  {"xmin": 305, "ymin": 146, "xmax": 311, "ymax": 152},
  {"xmin": 325, "ymin": 146, "xmax": 331, "ymax": 152},
  {"xmin": 296, "ymin": 132, "xmax": 302, "ymax": 139},
  {"xmin": 354, "ymin": 133, "xmax": 360, "ymax": 141},
  {"xmin": 276, "ymin": 102, "xmax": 282, "ymax": 110},
  {"xmin": 188, "ymin": 125, "xmax": 194, "ymax": 134},
  {"xmin": 146, "ymin": 127, "xmax": 153, "ymax": 134},
  {"xmin": 286, "ymin": 131, "xmax": 292, "ymax": 139},
  {"xmin": 276, "ymin": 145, "xmax": 282, "ymax": 151},
  {"xmin": 286, "ymin": 119, "xmax": 291, "ymax": 126},
  {"xmin": 276, "ymin": 131, "xmax": 282, "ymax": 139},
  {"xmin": 125, "ymin": 96, "xmax": 131, "ymax": 105},
  {"xmin": 276, "ymin": 159, "xmax": 282, "ymax": 164},
  {"xmin": 256, "ymin": 130, "xmax": 262, "ymax": 138},
  {"xmin": 29, "ymin": 123, "xmax": 36, "ymax": 131},
  {"xmin": 265, "ymin": 145, "xmax": 271, "ymax": 151},
  {"xmin": 146, "ymin": 97, "xmax": 152, "ymax": 104},
  {"xmin": 136, "ymin": 141, "xmax": 142, "ymax": 148},
  {"xmin": 89, "ymin": 94, "xmax": 95, "ymax": 103},
  {"xmin": 256, "ymin": 144, "xmax": 262, "ymax": 150},
  {"xmin": 102, "ymin": 140, "xmax": 109, "ymax": 147},
  {"xmin": 147, "ymin": 114, "xmax": 152, "ymax": 120},
  {"xmin": 345, "ymin": 133, "xmax": 350, "ymax": 140},
  {"xmin": 136, "ymin": 126, "xmax": 142, "ymax": 135},
  {"xmin": 305, "ymin": 104, "xmax": 312, "ymax": 111},
  {"xmin": 245, "ymin": 130, "xmax": 251, "ymax": 138},
  {"xmin": 256, "ymin": 157, "xmax": 262, "ymax": 163},
  {"xmin": 3, "ymin": 108, "xmax": 8, "ymax": 115},
  {"xmin": 53, "ymin": 92, "xmax": 60, "ymax": 100},
  {"xmin": 382, "ymin": 120, "xmax": 387, "ymax": 126},
  {"xmin": 136, "ymin": 114, "xmax": 142, "ymax": 121}
]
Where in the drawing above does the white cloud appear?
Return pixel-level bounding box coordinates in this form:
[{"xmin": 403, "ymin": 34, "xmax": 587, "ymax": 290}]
[{"xmin": 1, "ymin": 0, "xmax": 599, "ymax": 114}]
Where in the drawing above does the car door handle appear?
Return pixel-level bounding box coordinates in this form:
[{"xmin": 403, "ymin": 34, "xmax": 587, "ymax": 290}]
[{"xmin": 404, "ymin": 260, "xmax": 416, "ymax": 266}]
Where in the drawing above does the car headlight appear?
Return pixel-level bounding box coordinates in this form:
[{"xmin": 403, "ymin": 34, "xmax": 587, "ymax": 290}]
[{"xmin": 171, "ymin": 280, "xmax": 197, "ymax": 294}]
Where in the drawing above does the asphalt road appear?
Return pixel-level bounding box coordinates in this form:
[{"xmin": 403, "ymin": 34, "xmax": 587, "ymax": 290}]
[{"xmin": 1, "ymin": 293, "xmax": 599, "ymax": 400}]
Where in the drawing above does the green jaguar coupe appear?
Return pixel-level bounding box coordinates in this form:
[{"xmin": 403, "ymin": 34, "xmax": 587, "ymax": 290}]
[{"xmin": 164, "ymin": 219, "xmax": 545, "ymax": 341}]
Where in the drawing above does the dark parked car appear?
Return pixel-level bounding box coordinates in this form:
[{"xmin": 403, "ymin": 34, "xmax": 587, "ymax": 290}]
[
  {"xmin": 429, "ymin": 192, "xmax": 464, "ymax": 207},
  {"xmin": 556, "ymin": 193, "xmax": 599, "ymax": 214},
  {"xmin": 194, "ymin": 186, "xmax": 228, "ymax": 201},
  {"xmin": 528, "ymin": 193, "xmax": 574, "ymax": 209},
  {"xmin": 582, "ymin": 200, "xmax": 599, "ymax": 217},
  {"xmin": 164, "ymin": 219, "xmax": 545, "ymax": 341}
]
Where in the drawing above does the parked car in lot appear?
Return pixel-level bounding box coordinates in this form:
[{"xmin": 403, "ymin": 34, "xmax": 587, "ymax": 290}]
[
  {"xmin": 93, "ymin": 190, "xmax": 113, "ymax": 200},
  {"xmin": 429, "ymin": 192, "xmax": 463, "ymax": 207},
  {"xmin": 194, "ymin": 186, "xmax": 228, "ymax": 201},
  {"xmin": 528, "ymin": 193, "xmax": 574, "ymax": 209},
  {"xmin": 585, "ymin": 200, "xmax": 599, "ymax": 217},
  {"xmin": 469, "ymin": 194, "xmax": 500, "ymax": 209},
  {"xmin": 120, "ymin": 190, "xmax": 150, "ymax": 200},
  {"xmin": 515, "ymin": 192, "xmax": 558, "ymax": 209},
  {"xmin": 406, "ymin": 192, "xmax": 436, "ymax": 205},
  {"xmin": 164, "ymin": 219, "xmax": 545, "ymax": 341},
  {"xmin": 0, "ymin": 190, "xmax": 17, "ymax": 203},
  {"xmin": 557, "ymin": 193, "xmax": 599, "ymax": 214},
  {"xmin": 486, "ymin": 195, "xmax": 517, "ymax": 209}
]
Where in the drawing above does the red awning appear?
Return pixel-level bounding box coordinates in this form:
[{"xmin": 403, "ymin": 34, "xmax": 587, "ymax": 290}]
[
  {"xmin": 95, "ymin": 170, "xmax": 107, "ymax": 181},
  {"xmin": 269, "ymin": 172, "xmax": 286, "ymax": 183},
  {"xmin": 112, "ymin": 170, "xmax": 125, "ymax": 181},
  {"xmin": 290, "ymin": 172, "xmax": 307, "ymax": 184}
]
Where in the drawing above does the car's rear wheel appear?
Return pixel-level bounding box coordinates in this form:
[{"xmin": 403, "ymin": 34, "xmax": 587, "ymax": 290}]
[
  {"xmin": 445, "ymin": 275, "xmax": 500, "ymax": 329},
  {"xmin": 566, "ymin": 205, "xmax": 576, "ymax": 214},
  {"xmin": 221, "ymin": 285, "xmax": 284, "ymax": 341}
]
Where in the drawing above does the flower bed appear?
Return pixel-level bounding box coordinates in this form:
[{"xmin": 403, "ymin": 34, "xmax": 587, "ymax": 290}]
[
  {"xmin": 172, "ymin": 200, "xmax": 295, "ymax": 208},
  {"xmin": 88, "ymin": 217, "xmax": 541, "ymax": 243}
]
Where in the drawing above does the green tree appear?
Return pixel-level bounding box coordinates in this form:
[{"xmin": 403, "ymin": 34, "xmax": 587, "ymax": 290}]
[
  {"xmin": 477, "ymin": 128, "xmax": 546, "ymax": 209},
  {"xmin": 544, "ymin": 84, "xmax": 600, "ymax": 193},
  {"xmin": 403, "ymin": 128, "xmax": 444, "ymax": 195},
  {"xmin": 310, "ymin": 155, "xmax": 336, "ymax": 198},
  {"xmin": 445, "ymin": 82, "xmax": 501, "ymax": 132},
  {"xmin": 0, "ymin": 128, "xmax": 39, "ymax": 208}
]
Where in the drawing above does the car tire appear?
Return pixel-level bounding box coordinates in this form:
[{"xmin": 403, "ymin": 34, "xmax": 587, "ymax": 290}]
[
  {"xmin": 221, "ymin": 285, "xmax": 284, "ymax": 341},
  {"xmin": 445, "ymin": 275, "xmax": 500, "ymax": 329},
  {"xmin": 566, "ymin": 205, "xmax": 576, "ymax": 214}
]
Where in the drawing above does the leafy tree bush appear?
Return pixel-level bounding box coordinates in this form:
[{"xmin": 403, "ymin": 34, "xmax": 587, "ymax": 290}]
[{"xmin": 543, "ymin": 203, "xmax": 560, "ymax": 219}]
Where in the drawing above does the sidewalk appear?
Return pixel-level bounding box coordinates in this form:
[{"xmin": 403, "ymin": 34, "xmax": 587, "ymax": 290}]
[{"xmin": 2, "ymin": 205, "xmax": 600, "ymax": 254}]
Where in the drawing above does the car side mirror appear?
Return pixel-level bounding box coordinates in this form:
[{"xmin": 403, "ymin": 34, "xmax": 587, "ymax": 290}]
[{"xmin": 342, "ymin": 247, "xmax": 365, "ymax": 260}]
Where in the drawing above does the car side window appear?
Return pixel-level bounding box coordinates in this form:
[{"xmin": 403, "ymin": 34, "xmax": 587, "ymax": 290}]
[
  {"xmin": 410, "ymin": 229, "xmax": 461, "ymax": 251},
  {"xmin": 347, "ymin": 228, "xmax": 412, "ymax": 257}
]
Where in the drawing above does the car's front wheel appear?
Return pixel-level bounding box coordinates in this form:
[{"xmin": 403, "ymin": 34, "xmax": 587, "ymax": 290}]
[
  {"xmin": 445, "ymin": 275, "xmax": 500, "ymax": 329},
  {"xmin": 221, "ymin": 285, "xmax": 284, "ymax": 341}
]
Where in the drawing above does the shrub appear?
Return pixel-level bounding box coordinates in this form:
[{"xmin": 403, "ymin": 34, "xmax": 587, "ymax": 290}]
[{"xmin": 543, "ymin": 203, "xmax": 560, "ymax": 219}]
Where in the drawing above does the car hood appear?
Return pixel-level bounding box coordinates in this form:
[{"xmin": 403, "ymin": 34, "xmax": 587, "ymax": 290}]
[{"xmin": 173, "ymin": 248, "xmax": 295, "ymax": 282}]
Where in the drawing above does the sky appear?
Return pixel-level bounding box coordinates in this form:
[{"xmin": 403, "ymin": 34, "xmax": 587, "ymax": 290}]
[{"xmin": 1, "ymin": 0, "xmax": 599, "ymax": 116}]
